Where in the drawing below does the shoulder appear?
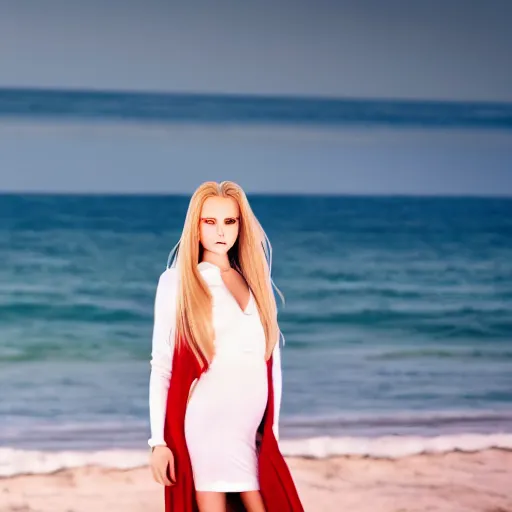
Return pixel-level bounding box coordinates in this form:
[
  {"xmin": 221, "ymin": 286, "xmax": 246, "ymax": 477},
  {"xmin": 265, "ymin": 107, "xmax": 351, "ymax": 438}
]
[
  {"xmin": 197, "ymin": 264, "xmax": 223, "ymax": 287},
  {"xmin": 158, "ymin": 263, "xmax": 221, "ymax": 289},
  {"xmin": 157, "ymin": 267, "xmax": 179, "ymax": 292}
]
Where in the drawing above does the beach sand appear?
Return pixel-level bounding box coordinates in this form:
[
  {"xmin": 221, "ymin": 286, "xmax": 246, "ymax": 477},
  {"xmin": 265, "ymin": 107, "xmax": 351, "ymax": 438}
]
[{"xmin": 1, "ymin": 449, "xmax": 511, "ymax": 512}]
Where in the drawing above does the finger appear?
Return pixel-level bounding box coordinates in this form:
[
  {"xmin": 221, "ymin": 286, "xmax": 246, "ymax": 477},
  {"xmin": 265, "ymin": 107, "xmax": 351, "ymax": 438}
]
[
  {"xmin": 157, "ymin": 463, "xmax": 172, "ymax": 486},
  {"xmin": 167, "ymin": 458, "xmax": 177, "ymax": 483},
  {"xmin": 151, "ymin": 464, "xmax": 162, "ymax": 485},
  {"xmin": 156, "ymin": 467, "xmax": 170, "ymax": 486}
]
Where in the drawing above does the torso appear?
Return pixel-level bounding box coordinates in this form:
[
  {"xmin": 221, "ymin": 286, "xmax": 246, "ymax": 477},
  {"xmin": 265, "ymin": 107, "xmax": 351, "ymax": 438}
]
[{"xmin": 183, "ymin": 260, "xmax": 268, "ymax": 492}]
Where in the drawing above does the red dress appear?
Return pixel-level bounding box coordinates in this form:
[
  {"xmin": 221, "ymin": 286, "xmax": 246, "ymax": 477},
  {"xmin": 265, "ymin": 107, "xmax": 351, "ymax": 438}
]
[{"xmin": 163, "ymin": 337, "xmax": 304, "ymax": 511}]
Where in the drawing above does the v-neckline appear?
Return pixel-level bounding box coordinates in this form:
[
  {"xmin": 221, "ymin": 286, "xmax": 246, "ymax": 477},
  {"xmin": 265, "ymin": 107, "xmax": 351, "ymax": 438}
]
[
  {"xmin": 198, "ymin": 261, "xmax": 252, "ymax": 314},
  {"xmin": 233, "ymin": 287, "xmax": 252, "ymax": 314},
  {"xmin": 220, "ymin": 275, "xmax": 253, "ymax": 315}
]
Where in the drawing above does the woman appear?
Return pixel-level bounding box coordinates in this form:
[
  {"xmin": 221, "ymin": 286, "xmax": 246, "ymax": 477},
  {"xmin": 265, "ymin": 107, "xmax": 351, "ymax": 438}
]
[{"xmin": 148, "ymin": 181, "xmax": 304, "ymax": 512}]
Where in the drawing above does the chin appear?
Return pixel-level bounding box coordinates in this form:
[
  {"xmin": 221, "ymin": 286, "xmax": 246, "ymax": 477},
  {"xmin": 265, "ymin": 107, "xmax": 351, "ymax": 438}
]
[{"xmin": 210, "ymin": 246, "xmax": 229, "ymax": 254}]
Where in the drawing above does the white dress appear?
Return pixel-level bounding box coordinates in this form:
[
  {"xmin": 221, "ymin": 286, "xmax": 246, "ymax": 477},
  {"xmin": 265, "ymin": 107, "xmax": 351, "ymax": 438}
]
[{"xmin": 148, "ymin": 260, "xmax": 283, "ymax": 492}]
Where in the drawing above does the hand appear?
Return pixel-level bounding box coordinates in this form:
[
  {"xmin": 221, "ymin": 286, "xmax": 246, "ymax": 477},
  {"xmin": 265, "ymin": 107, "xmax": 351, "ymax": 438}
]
[{"xmin": 150, "ymin": 445, "xmax": 176, "ymax": 486}]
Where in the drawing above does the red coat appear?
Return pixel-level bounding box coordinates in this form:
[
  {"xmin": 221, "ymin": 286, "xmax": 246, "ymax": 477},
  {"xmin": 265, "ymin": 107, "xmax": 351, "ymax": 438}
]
[{"xmin": 162, "ymin": 338, "xmax": 304, "ymax": 511}]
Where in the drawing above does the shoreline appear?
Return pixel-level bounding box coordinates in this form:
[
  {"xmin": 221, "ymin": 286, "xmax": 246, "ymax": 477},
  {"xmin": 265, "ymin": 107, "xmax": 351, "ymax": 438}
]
[
  {"xmin": 2, "ymin": 431, "xmax": 512, "ymax": 478},
  {"xmin": 1, "ymin": 449, "xmax": 511, "ymax": 512}
]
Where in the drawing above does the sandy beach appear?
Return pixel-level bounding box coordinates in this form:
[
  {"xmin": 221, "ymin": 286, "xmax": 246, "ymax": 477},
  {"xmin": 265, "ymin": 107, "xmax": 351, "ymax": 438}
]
[{"xmin": 1, "ymin": 449, "xmax": 511, "ymax": 512}]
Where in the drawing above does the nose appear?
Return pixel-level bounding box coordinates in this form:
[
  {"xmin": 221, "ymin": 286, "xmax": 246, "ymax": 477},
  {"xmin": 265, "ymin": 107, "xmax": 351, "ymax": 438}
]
[{"xmin": 216, "ymin": 223, "xmax": 224, "ymax": 236}]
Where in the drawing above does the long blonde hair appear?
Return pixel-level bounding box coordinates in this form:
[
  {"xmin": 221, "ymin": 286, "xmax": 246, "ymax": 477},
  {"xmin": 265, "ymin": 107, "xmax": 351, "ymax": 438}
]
[{"xmin": 166, "ymin": 181, "xmax": 285, "ymax": 368}]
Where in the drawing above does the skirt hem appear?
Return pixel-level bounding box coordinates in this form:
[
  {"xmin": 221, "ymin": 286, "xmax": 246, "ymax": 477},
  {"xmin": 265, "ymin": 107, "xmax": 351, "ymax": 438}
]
[{"xmin": 195, "ymin": 481, "xmax": 260, "ymax": 493}]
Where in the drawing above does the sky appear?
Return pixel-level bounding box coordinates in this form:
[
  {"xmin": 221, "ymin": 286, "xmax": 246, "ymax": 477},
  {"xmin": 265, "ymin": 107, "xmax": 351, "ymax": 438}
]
[
  {"xmin": 1, "ymin": 123, "xmax": 511, "ymax": 195},
  {"xmin": 0, "ymin": 0, "xmax": 511, "ymax": 196},
  {"xmin": 1, "ymin": 0, "xmax": 511, "ymax": 101}
]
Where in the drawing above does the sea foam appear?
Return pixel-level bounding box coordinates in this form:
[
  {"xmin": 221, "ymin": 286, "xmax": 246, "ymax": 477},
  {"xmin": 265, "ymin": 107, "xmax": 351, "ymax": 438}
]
[{"xmin": 1, "ymin": 432, "xmax": 511, "ymax": 477}]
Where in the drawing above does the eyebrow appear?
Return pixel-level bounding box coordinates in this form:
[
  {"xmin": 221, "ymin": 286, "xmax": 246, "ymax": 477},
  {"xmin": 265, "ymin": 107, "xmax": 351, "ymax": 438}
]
[{"xmin": 200, "ymin": 216, "xmax": 240, "ymax": 220}]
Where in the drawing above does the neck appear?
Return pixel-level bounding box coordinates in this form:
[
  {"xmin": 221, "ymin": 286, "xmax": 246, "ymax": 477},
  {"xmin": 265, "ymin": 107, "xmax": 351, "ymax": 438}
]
[{"xmin": 201, "ymin": 251, "xmax": 231, "ymax": 271}]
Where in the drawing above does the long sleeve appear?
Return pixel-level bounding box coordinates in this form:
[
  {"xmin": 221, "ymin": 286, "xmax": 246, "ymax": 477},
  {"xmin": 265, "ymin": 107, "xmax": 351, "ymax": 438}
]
[
  {"xmin": 272, "ymin": 335, "xmax": 283, "ymax": 441},
  {"xmin": 148, "ymin": 268, "xmax": 178, "ymax": 448}
]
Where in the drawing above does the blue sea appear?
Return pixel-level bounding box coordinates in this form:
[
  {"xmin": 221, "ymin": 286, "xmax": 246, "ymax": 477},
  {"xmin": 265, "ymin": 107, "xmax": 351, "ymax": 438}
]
[{"xmin": 0, "ymin": 88, "xmax": 511, "ymax": 475}]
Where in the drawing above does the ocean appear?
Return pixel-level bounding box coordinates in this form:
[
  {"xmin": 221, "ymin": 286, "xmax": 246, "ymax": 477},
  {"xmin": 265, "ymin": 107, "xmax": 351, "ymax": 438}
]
[{"xmin": 0, "ymin": 88, "xmax": 511, "ymax": 476}]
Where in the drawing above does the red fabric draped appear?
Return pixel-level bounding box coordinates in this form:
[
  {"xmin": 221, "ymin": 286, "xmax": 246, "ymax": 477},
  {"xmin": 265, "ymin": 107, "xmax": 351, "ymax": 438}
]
[{"xmin": 163, "ymin": 338, "xmax": 304, "ymax": 511}]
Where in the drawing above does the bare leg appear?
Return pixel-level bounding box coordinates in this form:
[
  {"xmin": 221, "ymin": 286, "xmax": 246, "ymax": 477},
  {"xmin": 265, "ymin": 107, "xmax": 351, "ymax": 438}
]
[
  {"xmin": 196, "ymin": 491, "xmax": 227, "ymax": 512},
  {"xmin": 240, "ymin": 490, "xmax": 266, "ymax": 512}
]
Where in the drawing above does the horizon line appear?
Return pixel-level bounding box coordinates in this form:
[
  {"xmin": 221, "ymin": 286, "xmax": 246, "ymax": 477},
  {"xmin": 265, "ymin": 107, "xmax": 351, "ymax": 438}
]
[
  {"xmin": 1, "ymin": 190, "xmax": 511, "ymax": 199},
  {"xmin": 1, "ymin": 85, "xmax": 512, "ymax": 108}
]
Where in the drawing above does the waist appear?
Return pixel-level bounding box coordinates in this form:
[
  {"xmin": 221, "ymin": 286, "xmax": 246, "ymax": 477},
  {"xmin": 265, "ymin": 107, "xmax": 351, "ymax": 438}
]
[{"xmin": 209, "ymin": 351, "xmax": 267, "ymax": 368}]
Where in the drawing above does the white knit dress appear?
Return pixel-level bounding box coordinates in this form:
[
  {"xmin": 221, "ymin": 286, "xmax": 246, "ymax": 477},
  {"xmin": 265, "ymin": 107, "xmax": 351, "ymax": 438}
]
[{"xmin": 148, "ymin": 261, "xmax": 282, "ymax": 492}]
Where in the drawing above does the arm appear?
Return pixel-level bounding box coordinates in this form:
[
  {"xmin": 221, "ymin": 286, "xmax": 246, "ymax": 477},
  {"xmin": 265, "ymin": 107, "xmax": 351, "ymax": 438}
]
[
  {"xmin": 148, "ymin": 268, "xmax": 178, "ymax": 448},
  {"xmin": 272, "ymin": 334, "xmax": 282, "ymax": 441}
]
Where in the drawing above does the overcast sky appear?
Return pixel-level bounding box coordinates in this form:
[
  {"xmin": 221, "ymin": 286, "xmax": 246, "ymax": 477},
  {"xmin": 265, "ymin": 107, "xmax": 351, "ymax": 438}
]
[
  {"xmin": 1, "ymin": 0, "xmax": 511, "ymax": 101},
  {"xmin": 1, "ymin": 0, "xmax": 511, "ymax": 196}
]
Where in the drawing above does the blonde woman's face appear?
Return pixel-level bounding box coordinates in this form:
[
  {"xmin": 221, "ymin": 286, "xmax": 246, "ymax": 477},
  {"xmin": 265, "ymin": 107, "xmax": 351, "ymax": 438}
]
[{"xmin": 199, "ymin": 196, "xmax": 240, "ymax": 255}]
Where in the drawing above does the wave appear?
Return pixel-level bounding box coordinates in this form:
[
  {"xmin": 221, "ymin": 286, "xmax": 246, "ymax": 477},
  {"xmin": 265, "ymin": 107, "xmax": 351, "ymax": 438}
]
[
  {"xmin": 279, "ymin": 432, "xmax": 512, "ymax": 459},
  {"xmin": 289, "ymin": 308, "xmax": 512, "ymax": 340},
  {"xmin": 367, "ymin": 348, "xmax": 512, "ymax": 361},
  {"xmin": 279, "ymin": 409, "xmax": 512, "ymax": 439},
  {"xmin": 283, "ymin": 409, "xmax": 512, "ymax": 429},
  {"xmin": 2, "ymin": 330, "xmax": 511, "ymax": 364},
  {"xmin": 0, "ymin": 446, "xmax": 149, "ymax": 477},
  {"xmin": 0, "ymin": 301, "xmax": 147, "ymax": 324},
  {"xmin": 1, "ymin": 432, "xmax": 511, "ymax": 477}
]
